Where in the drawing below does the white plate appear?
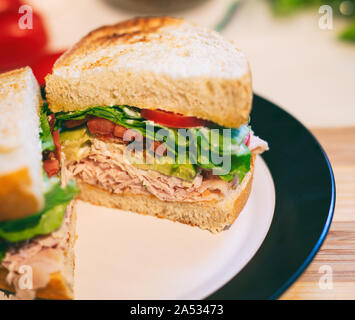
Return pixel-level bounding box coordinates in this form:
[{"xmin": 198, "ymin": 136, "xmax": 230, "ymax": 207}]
[{"xmin": 74, "ymin": 156, "xmax": 275, "ymax": 299}]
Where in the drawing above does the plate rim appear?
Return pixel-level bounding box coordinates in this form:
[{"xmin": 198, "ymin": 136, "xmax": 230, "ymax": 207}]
[{"xmin": 206, "ymin": 94, "xmax": 336, "ymax": 300}]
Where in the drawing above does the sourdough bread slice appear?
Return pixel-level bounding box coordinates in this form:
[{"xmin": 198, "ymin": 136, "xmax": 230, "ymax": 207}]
[
  {"xmin": 45, "ymin": 17, "xmax": 252, "ymax": 129},
  {"xmin": 0, "ymin": 67, "xmax": 44, "ymax": 222}
]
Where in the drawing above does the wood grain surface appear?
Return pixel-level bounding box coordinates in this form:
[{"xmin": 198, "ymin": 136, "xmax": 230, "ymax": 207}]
[{"xmin": 280, "ymin": 127, "xmax": 355, "ymax": 300}]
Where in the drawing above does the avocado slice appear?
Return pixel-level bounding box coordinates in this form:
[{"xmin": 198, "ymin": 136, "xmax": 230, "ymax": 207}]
[
  {"xmin": 60, "ymin": 127, "xmax": 91, "ymax": 162},
  {"xmin": 132, "ymin": 155, "xmax": 197, "ymax": 181}
]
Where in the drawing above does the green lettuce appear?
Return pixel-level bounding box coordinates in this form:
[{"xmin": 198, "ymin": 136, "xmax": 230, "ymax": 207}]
[
  {"xmin": 55, "ymin": 105, "xmax": 251, "ymax": 182},
  {"xmin": 0, "ymin": 242, "xmax": 7, "ymax": 262},
  {"xmin": 39, "ymin": 103, "xmax": 55, "ymax": 152}
]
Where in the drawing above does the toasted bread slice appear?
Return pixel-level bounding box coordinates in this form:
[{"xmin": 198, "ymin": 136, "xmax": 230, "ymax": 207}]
[
  {"xmin": 45, "ymin": 17, "xmax": 252, "ymax": 129},
  {"xmin": 0, "ymin": 67, "xmax": 44, "ymax": 222}
]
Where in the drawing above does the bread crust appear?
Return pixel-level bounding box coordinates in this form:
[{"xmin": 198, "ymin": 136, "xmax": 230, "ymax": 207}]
[
  {"xmin": 45, "ymin": 17, "xmax": 252, "ymax": 128},
  {"xmin": 0, "ymin": 168, "xmax": 42, "ymax": 222},
  {"xmin": 55, "ymin": 16, "xmax": 184, "ymax": 68},
  {"xmin": 76, "ymin": 156, "xmax": 255, "ymax": 233}
]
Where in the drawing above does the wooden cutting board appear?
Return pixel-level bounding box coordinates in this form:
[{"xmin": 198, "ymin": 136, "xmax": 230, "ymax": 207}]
[{"xmin": 280, "ymin": 127, "xmax": 355, "ymax": 299}]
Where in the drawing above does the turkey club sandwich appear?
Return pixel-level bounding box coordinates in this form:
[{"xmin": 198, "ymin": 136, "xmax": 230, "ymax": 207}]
[
  {"xmin": 45, "ymin": 17, "xmax": 269, "ymax": 233},
  {"xmin": 0, "ymin": 67, "xmax": 78, "ymax": 299}
]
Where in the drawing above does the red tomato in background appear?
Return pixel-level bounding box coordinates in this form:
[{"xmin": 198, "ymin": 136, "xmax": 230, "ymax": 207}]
[
  {"xmin": 0, "ymin": 10, "xmax": 48, "ymax": 71},
  {"xmin": 141, "ymin": 109, "xmax": 209, "ymax": 128},
  {"xmin": 30, "ymin": 50, "xmax": 64, "ymax": 85},
  {"xmin": 0, "ymin": 0, "xmax": 23, "ymax": 14}
]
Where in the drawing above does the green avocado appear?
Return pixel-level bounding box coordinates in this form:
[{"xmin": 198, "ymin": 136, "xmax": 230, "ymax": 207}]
[
  {"xmin": 60, "ymin": 127, "xmax": 91, "ymax": 162},
  {"xmin": 133, "ymin": 156, "xmax": 197, "ymax": 181}
]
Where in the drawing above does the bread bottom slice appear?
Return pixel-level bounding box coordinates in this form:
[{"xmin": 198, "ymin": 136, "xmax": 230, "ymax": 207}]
[
  {"xmin": 77, "ymin": 158, "xmax": 254, "ymax": 233},
  {"xmin": 0, "ymin": 201, "xmax": 77, "ymax": 300}
]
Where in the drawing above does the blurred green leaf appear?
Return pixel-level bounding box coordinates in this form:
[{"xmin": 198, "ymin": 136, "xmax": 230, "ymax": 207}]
[
  {"xmin": 269, "ymin": 0, "xmax": 317, "ymax": 15},
  {"xmin": 340, "ymin": 19, "xmax": 355, "ymax": 41},
  {"xmin": 267, "ymin": 0, "xmax": 355, "ymax": 42}
]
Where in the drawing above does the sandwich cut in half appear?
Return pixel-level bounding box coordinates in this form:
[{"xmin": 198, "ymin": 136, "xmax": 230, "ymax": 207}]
[
  {"xmin": 45, "ymin": 17, "xmax": 269, "ymax": 233},
  {"xmin": 0, "ymin": 67, "xmax": 79, "ymax": 299}
]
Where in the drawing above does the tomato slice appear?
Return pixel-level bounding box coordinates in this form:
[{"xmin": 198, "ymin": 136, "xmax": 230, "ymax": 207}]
[
  {"xmin": 141, "ymin": 109, "xmax": 209, "ymax": 128},
  {"xmin": 113, "ymin": 124, "xmax": 127, "ymax": 139},
  {"xmin": 63, "ymin": 118, "xmax": 87, "ymax": 129},
  {"xmin": 43, "ymin": 159, "xmax": 60, "ymax": 177},
  {"xmin": 87, "ymin": 118, "xmax": 115, "ymax": 135}
]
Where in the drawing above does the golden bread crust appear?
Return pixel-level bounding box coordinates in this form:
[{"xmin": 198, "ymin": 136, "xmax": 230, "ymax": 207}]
[
  {"xmin": 0, "ymin": 168, "xmax": 42, "ymax": 222},
  {"xmin": 55, "ymin": 16, "xmax": 183, "ymax": 69},
  {"xmin": 45, "ymin": 17, "xmax": 252, "ymax": 128}
]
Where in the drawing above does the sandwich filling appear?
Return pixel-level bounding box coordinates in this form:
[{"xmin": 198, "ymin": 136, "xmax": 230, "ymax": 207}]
[
  {"xmin": 0, "ymin": 107, "xmax": 79, "ymax": 296},
  {"xmin": 1, "ymin": 202, "xmax": 75, "ymax": 299},
  {"xmin": 49, "ymin": 105, "xmax": 268, "ymax": 202}
]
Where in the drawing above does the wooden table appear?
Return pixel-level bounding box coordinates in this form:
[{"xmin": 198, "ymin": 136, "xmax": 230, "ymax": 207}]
[{"xmin": 280, "ymin": 127, "xmax": 355, "ymax": 299}]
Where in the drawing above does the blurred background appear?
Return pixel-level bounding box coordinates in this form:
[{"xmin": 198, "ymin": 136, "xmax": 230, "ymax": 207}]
[{"xmin": 0, "ymin": 0, "xmax": 354, "ymax": 128}]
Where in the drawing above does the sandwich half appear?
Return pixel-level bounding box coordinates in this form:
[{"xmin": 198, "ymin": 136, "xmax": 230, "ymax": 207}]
[
  {"xmin": 0, "ymin": 67, "xmax": 78, "ymax": 299},
  {"xmin": 45, "ymin": 17, "xmax": 269, "ymax": 233}
]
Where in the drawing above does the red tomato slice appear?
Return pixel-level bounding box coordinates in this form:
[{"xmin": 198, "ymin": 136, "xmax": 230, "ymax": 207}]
[
  {"xmin": 141, "ymin": 109, "xmax": 209, "ymax": 128},
  {"xmin": 63, "ymin": 118, "xmax": 87, "ymax": 129},
  {"xmin": 0, "ymin": 0, "xmax": 23, "ymax": 14},
  {"xmin": 87, "ymin": 118, "xmax": 115, "ymax": 135},
  {"xmin": 43, "ymin": 159, "xmax": 60, "ymax": 177},
  {"xmin": 147, "ymin": 140, "xmax": 167, "ymax": 156},
  {"xmin": 31, "ymin": 51, "xmax": 65, "ymax": 86},
  {"xmin": 120, "ymin": 128, "xmax": 143, "ymax": 142},
  {"xmin": 0, "ymin": 11, "xmax": 48, "ymax": 71},
  {"xmin": 113, "ymin": 125, "xmax": 127, "ymax": 139}
]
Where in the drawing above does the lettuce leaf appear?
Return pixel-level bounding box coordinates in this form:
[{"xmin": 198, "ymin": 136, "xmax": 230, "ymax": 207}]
[
  {"xmin": 55, "ymin": 105, "xmax": 251, "ymax": 182},
  {"xmin": 0, "ymin": 178, "xmax": 78, "ymax": 243},
  {"xmin": 340, "ymin": 19, "xmax": 355, "ymax": 42},
  {"xmin": 39, "ymin": 103, "xmax": 55, "ymax": 152},
  {"xmin": 0, "ymin": 242, "xmax": 7, "ymax": 262}
]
